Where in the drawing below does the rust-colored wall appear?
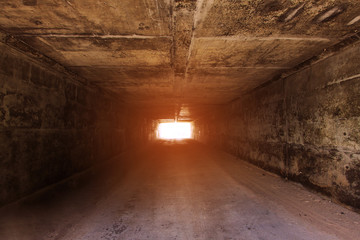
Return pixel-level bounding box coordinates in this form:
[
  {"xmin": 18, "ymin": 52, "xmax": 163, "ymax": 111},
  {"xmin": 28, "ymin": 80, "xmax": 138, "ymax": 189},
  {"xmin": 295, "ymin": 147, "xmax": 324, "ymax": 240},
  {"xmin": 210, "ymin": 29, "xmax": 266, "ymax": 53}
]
[{"xmin": 196, "ymin": 42, "xmax": 360, "ymax": 210}]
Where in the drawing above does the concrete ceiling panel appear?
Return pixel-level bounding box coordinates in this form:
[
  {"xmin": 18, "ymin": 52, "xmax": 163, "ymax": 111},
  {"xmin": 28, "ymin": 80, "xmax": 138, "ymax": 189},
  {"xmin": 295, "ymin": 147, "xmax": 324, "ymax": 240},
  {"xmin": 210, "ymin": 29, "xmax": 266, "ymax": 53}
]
[
  {"xmin": 1, "ymin": 0, "xmax": 360, "ymax": 118},
  {"xmin": 0, "ymin": 0, "xmax": 171, "ymax": 35},
  {"xmin": 69, "ymin": 67, "xmax": 174, "ymax": 86},
  {"xmin": 188, "ymin": 37, "xmax": 330, "ymax": 68},
  {"xmin": 187, "ymin": 67, "xmax": 282, "ymax": 92},
  {"xmin": 195, "ymin": 0, "xmax": 360, "ymax": 38},
  {"xmin": 21, "ymin": 36, "xmax": 172, "ymax": 67}
]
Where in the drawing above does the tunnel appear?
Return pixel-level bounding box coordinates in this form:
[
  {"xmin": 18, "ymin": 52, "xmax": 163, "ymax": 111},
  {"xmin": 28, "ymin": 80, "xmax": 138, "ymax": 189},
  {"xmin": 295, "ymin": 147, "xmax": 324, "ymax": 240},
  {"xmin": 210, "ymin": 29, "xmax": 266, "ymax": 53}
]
[{"xmin": 1, "ymin": 1, "xmax": 360, "ymax": 239}]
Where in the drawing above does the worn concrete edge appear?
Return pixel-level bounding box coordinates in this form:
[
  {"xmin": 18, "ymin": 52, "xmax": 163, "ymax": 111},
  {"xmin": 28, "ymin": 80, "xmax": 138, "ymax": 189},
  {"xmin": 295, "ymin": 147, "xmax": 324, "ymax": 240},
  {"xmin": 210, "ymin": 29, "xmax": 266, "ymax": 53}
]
[
  {"xmin": 210, "ymin": 142, "xmax": 360, "ymax": 214},
  {"xmin": 0, "ymin": 143, "xmax": 148, "ymax": 210},
  {"xmin": 229, "ymin": 141, "xmax": 360, "ymax": 212},
  {"xmin": 0, "ymin": 29, "xmax": 121, "ymax": 101},
  {"xmin": 226, "ymin": 32, "xmax": 360, "ymax": 212},
  {"xmin": 230, "ymin": 31, "xmax": 360, "ymax": 103},
  {"xmin": 200, "ymin": 141, "xmax": 347, "ymax": 208},
  {"xmin": 219, "ymin": 140, "xmax": 360, "ymax": 212}
]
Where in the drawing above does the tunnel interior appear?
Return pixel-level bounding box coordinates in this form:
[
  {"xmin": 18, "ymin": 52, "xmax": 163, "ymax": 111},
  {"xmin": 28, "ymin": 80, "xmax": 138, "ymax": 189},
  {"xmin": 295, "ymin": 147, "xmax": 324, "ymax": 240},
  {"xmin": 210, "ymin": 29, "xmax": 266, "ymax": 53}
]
[{"xmin": 1, "ymin": 0, "xmax": 360, "ymax": 239}]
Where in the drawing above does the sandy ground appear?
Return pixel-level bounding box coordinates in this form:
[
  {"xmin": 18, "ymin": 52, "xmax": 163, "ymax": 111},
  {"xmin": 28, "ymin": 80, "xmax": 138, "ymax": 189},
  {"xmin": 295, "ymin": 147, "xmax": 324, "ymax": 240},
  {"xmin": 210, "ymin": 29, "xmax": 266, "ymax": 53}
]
[{"xmin": 0, "ymin": 140, "xmax": 360, "ymax": 240}]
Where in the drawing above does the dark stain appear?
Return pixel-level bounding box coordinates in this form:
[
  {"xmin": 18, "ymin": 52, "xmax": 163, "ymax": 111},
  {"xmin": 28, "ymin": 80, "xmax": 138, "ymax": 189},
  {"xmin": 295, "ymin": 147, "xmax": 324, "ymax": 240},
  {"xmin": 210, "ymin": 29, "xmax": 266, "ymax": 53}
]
[
  {"xmin": 0, "ymin": 108, "xmax": 6, "ymax": 121},
  {"xmin": 6, "ymin": 27, "xmax": 69, "ymax": 32},
  {"xmin": 273, "ymin": 32, "xmax": 360, "ymax": 83},
  {"xmin": 65, "ymin": 83, "xmax": 77, "ymax": 101},
  {"xmin": 76, "ymin": 87, "xmax": 89, "ymax": 105},
  {"xmin": 175, "ymin": 0, "xmax": 196, "ymax": 10},
  {"xmin": 4, "ymin": 35, "xmax": 58, "ymax": 67},
  {"xmin": 288, "ymin": 171, "xmax": 333, "ymax": 198},
  {"xmin": 258, "ymin": 0, "xmax": 283, "ymax": 14},
  {"xmin": 346, "ymin": 164, "xmax": 360, "ymax": 188},
  {"xmin": 30, "ymin": 19, "xmax": 43, "ymax": 25},
  {"xmin": 20, "ymin": 61, "xmax": 31, "ymax": 82},
  {"xmin": 233, "ymin": 141, "xmax": 287, "ymax": 177},
  {"xmin": 113, "ymin": 223, "xmax": 127, "ymax": 234},
  {"xmin": 63, "ymin": 103, "xmax": 76, "ymax": 128},
  {"xmin": 22, "ymin": 0, "xmax": 37, "ymax": 6},
  {"xmin": 286, "ymin": 143, "xmax": 360, "ymax": 211},
  {"xmin": 138, "ymin": 23, "xmax": 150, "ymax": 30},
  {"xmin": 335, "ymin": 188, "xmax": 360, "ymax": 210},
  {"xmin": 101, "ymin": 221, "xmax": 128, "ymax": 239},
  {"xmin": 87, "ymin": 37, "xmax": 169, "ymax": 51},
  {"xmin": 8, "ymin": 106, "xmax": 42, "ymax": 128},
  {"xmin": 42, "ymin": 105, "xmax": 64, "ymax": 128},
  {"xmin": 30, "ymin": 66, "xmax": 42, "ymax": 85},
  {"xmin": 1, "ymin": 53, "xmax": 14, "ymax": 77},
  {"xmin": 0, "ymin": 93, "xmax": 5, "ymax": 105},
  {"xmin": 4, "ymin": 93, "xmax": 43, "ymax": 128},
  {"xmin": 333, "ymin": 107, "xmax": 341, "ymax": 117}
]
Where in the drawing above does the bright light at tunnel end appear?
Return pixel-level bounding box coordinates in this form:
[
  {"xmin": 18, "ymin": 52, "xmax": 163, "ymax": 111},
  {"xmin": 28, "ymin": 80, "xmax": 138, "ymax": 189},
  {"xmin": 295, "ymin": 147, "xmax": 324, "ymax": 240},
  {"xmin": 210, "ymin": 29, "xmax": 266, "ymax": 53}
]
[{"xmin": 157, "ymin": 122, "xmax": 192, "ymax": 140}]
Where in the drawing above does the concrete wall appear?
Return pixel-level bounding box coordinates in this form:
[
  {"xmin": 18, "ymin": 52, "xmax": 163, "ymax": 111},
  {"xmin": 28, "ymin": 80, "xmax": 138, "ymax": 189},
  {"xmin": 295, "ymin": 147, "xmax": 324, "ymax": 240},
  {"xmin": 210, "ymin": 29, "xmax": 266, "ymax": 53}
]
[
  {"xmin": 0, "ymin": 42, "xmax": 145, "ymax": 206},
  {"xmin": 196, "ymin": 42, "xmax": 360, "ymax": 210}
]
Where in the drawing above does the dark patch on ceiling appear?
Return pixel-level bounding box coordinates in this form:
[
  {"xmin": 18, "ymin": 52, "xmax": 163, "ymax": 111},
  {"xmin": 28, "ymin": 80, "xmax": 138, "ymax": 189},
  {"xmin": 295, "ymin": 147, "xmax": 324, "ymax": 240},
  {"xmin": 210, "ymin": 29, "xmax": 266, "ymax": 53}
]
[{"xmin": 22, "ymin": 0, "xmax": 37, "ymax": 6}]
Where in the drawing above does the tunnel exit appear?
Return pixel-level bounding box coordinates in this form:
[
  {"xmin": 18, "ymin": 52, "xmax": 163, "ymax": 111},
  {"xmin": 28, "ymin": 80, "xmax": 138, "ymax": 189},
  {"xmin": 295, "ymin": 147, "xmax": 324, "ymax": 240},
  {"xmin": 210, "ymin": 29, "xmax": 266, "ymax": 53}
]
[{"xmin": 157, "ymin": 122, "xmax": 193, "ymax": 140}]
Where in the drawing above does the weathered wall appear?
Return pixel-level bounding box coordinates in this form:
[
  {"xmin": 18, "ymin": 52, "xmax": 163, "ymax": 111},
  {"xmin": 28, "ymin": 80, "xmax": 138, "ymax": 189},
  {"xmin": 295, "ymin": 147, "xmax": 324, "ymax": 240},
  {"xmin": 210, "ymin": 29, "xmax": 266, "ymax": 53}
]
[
  {"xmin": 196, "ymin": 42, "xmax": 360, "ymax": 210},
  {"xmin": 0, "ymin": 42, "xmax": 145, "ymax": 206}
]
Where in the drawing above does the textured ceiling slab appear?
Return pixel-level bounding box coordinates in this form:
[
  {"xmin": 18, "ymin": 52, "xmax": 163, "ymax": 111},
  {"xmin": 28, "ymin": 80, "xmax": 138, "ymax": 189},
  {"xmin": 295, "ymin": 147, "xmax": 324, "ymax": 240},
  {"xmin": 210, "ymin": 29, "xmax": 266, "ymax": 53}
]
[
  {"xmin": 195, "ymin": 0, "xmax": 360, "ymax": 38},
  {"xmin": 0, "ymin": 0, "xmax": 171, "ymax": 35},
  {"xmin": 20, "ymin": 36, "xmax": 172, "ymax": 67},
  {"xmin": 188, "ymin": 37, "xmax": 330, "ymax": 68},
  {"xmin": 1, "ymin": 0, "xmax": 360, "ymax": 118}
]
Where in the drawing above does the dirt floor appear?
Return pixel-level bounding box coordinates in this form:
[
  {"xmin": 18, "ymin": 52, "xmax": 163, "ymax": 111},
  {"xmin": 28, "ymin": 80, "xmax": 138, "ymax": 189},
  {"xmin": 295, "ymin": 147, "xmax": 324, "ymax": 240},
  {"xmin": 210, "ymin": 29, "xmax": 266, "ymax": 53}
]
[{"xmin": 0, "ymin": 140, "xmax": 360, "ymax": 240}]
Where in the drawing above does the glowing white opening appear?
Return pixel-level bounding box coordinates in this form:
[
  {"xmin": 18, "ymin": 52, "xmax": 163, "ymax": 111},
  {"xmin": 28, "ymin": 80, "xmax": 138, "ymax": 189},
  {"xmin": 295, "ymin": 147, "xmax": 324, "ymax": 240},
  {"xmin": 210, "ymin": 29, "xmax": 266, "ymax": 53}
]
[{"xmin": 158, "ymin": 122, "xmax": 192, "ymax": 139}]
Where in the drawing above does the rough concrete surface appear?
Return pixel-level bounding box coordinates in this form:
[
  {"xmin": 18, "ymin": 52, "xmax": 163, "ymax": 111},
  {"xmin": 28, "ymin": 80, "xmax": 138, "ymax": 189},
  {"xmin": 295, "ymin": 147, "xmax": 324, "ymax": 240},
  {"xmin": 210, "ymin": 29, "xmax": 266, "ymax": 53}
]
[
  {"xmin": 0, "ymin": 141, "xmax": 359, "ymax": 240},
  {"xmin": 0, "ymin": 42, "xmax": 134, "ymax": 205},
  {"xmin": 1, "ymin": 0, "xmax": 360, "ymax": 234},
  {"xmin": 1, "ymin": 0, "xmax": 360, "ymax": 110},
  {"xmin": 196, "ymin": 41, "xmax": 360, "ymax": 210}
]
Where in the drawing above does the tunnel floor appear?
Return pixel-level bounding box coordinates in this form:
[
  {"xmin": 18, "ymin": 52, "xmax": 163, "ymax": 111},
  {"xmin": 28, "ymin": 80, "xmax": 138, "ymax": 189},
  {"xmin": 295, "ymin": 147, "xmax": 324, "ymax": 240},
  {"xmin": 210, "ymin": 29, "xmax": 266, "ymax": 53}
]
[{"xmin": 0, "ymin": 140, "xmax": 360, "ymax": 240}]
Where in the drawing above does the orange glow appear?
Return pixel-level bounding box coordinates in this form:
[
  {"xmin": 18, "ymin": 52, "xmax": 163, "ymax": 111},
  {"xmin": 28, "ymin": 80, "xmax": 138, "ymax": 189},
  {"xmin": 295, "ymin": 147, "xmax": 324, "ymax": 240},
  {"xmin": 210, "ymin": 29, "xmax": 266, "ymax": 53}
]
[{"xmin": 158, "ymin": 122, "xmax": 192, "ymax": 139}]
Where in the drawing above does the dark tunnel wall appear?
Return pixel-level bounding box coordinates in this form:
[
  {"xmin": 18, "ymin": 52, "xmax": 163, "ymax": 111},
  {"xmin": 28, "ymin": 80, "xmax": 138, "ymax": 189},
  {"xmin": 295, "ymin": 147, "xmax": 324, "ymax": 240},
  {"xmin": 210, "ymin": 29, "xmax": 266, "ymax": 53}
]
[
  {"xmin": 195, "ymin": 42, "xmax": 360, "ymax": 210},
  {"xmin": 0, "ymin": 42, "xmax": 150, "ymax": 206}
]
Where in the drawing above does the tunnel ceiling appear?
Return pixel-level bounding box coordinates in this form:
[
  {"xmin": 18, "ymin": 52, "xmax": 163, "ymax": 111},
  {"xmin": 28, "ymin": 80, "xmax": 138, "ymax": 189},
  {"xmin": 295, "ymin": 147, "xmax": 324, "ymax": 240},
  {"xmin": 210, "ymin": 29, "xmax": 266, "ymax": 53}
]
[{"xmin": 1, "ymin": 0, "xmax": 360, "ymax": 118}]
